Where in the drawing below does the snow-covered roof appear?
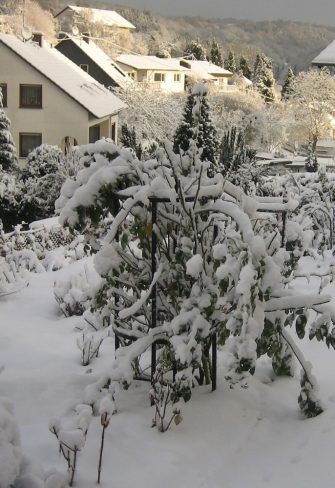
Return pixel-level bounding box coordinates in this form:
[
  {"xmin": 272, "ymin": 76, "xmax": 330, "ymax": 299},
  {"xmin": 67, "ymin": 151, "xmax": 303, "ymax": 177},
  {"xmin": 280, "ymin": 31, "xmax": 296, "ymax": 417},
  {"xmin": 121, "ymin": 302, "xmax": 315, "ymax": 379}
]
[
  {"xmin": 180, "ymin": 59, "xmax": 233, "ymax": 79},
  {"xmin": 56, "ymin": 5, "xmax": 136, "ymax": 30},
  {"xmin": 117, "ymin": 55, "xmax": 188, "ymax": 71},
  {"xmin": 312, "ymin": 40, "xmax": 335, "ymax": 65},
  {"xmin": 56, "ymin": 35, "xmax": 133, "ymax": 88},
  {"xmin": 0, "ymin": 33, "xmax": 126, "ymax": 118}
]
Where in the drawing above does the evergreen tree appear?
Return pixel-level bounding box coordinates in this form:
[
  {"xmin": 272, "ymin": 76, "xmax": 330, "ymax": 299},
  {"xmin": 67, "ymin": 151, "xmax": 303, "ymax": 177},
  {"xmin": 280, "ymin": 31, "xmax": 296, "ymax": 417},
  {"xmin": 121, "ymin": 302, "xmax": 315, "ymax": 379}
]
[
  {"xmin": 253, "ymin": 53, "xmax": 276, "ymax": 103},
  {"xmin": 305, "ymin": 144, "xmax": 318, "ymax": 172},
  {"xmin": 173, "ymin": 84, "xmax": 219, "ymax": 166},
  {"xmin": 209, "ymin": 41, "xmax": 223, "ymax": 67},
  {"xmin": 0, "ymin": 107, "xmax": 17, "ymax": 171},
  {"xmin": 281, "ymin": 67, "xmax": 295, "ymax": 100},
  {"xmin": 239, "ymin": 56, "xmax": 252, "ymax": 79},
  {"xmin": 184, "ymin": 40, "xmax": 206, "ymax": 61},
  {"xmin": 120, "ymin": 124, "xmax": 142, "ymax": 159},
  {"xmin": 224, "ymin": 51, "xmax": 237, "ymax": 73}
]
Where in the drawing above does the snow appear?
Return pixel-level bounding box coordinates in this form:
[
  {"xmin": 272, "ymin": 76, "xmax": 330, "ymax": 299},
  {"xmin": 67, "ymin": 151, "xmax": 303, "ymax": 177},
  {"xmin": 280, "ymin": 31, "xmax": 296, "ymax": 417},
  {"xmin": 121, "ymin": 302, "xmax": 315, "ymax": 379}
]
[
  {"xmin": 2, "ymin": 257, "xmax": 335, "ymax": 487},
  {"xmin": 62, "ymin": 6, "xmax": 136, "ymax": 30}
]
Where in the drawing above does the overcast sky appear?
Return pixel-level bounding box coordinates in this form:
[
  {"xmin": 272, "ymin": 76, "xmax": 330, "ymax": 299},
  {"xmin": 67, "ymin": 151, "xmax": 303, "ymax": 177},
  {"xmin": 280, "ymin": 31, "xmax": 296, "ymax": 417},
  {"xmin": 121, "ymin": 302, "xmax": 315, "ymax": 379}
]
[{"xmin": 112, "ymin": 0, "xmax": 335, "ymax": 26}]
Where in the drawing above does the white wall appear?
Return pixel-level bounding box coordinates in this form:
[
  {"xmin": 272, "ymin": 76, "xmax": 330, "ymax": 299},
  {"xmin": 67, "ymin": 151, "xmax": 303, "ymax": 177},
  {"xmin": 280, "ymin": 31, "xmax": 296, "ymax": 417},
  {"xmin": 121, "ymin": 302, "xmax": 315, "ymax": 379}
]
[{"xmin": 0, "ymin": 42, "xmax": 90, "ymax": 159}]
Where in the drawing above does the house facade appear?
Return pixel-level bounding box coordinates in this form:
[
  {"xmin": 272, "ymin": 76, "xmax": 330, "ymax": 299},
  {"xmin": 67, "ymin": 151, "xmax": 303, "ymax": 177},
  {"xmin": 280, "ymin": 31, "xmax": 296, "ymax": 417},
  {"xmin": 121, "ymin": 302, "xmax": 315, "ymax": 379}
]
[
  {"xmin": 54, "ymin": 6, "xmax": 136, "ymax": 38},
  {"xmin": 55, "ymin": 34, "xmax": 132, "ymax": 89},
  {"xmin": 116, "ymin": 55, "xmax": 188, "ymax": 93},
  {"xmin": 179, "ymin": 59, "xmax": 236, "ymax": 92},
  {"xmin": 0, "ymin": 33, "xmax": 126, "ymax": 160}
]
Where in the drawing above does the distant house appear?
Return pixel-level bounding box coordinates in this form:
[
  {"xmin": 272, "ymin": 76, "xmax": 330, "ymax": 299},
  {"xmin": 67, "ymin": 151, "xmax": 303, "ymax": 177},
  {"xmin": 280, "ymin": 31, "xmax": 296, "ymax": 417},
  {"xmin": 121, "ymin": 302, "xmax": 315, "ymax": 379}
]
[
  {"xmin": 0, "ymin": 33, "xmax": 126, "ymax": 159},
  {"xmin": 179, "ymin": 59, "xmax": 236, "ymax": 92},
  {"xmin": 312, "ymin": 40, "xmax": 335, "ymax": 68},
  {"xmin": 54, "ymin": 5, "xmax": 136, "ymax": 38},
  {"xmin": 55, "ymin": 34, "xmax": 133, "ymax": 89},
  {"xmin": 116, "ymin": 55, "xmax": 188, "ymax": 93}
]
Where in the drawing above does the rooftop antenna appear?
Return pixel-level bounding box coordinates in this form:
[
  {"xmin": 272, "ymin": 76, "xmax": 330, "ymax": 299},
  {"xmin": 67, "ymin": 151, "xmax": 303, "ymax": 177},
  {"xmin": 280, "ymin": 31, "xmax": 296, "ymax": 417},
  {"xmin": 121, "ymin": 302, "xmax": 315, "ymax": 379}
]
[{"xmin": 21, "ymin": 25, "xmax": 32, "ymax": 42}]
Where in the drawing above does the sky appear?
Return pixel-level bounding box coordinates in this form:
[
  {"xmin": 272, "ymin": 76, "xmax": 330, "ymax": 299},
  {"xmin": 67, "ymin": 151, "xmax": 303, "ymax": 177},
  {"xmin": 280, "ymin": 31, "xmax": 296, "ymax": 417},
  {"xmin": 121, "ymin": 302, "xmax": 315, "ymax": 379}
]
[{"xmin": 110, "ymin": 0, "xmax": 335, "ymax": 27}]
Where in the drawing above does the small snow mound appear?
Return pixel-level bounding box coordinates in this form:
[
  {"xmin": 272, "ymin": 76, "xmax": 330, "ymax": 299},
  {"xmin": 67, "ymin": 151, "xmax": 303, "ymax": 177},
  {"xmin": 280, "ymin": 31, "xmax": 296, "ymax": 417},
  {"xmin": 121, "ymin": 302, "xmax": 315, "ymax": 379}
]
[
  {"xmin": 192, "ymin": 82, "xmax": 208, "ymax": 96},
  {"xmin": 186, "ymin": 254, "xmax": 203, "ymax": 278}
]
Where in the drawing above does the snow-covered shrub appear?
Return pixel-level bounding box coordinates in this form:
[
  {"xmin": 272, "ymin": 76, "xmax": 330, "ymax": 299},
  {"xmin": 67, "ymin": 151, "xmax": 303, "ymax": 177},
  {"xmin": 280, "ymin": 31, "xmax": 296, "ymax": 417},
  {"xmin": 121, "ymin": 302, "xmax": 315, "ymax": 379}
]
[
  {"xmin": 0, "ymin": 398, "xmax": 22, "ymax": 488},
  {"xmin": 56, "ymin": 131, "xmax": 335, "ymax": 418},
  {"xmin": 54, "ymin": 264, "xmax": 100, "ymax": 317},
  {"xmin": 49, "ymin": 405, "xmax": 92, "ymax": 487},
  {"xmin": 0, "ymin": 255, "xmax": 29, "ymax": 296},
  {"xmin": 150, "ymin": 369, "xmax": 182, "ymax": 432}
]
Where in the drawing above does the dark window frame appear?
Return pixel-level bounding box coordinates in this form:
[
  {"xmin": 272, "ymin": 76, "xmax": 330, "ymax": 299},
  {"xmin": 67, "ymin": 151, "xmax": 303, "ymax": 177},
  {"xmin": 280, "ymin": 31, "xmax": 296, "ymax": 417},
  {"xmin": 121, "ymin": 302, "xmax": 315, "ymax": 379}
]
[
  {"xmin": 154, "ymin": 72, "xmax": 165, "ymax": 82},
  {"xmin": 19, "ymin": 132, "xmax": 42, "ymax": 158},
  {"xmin": 80, "ymin": 64, "xmax": 89, "ymax": 73},
  {"xmin": 19, "ymin": 84, "xmax": 42, "ymax": 108},
  {"xmin": 0, "ymin": 83, "xmax": 7, "ymax": 107},
  {"xmin": 174, "ymin": 73, "xmax": 181, "ymax": 82}
]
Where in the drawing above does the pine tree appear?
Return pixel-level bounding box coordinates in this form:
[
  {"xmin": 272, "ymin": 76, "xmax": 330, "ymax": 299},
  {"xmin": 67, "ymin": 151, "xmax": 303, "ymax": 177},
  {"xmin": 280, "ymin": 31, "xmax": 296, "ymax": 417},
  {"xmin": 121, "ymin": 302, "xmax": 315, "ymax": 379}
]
[
  {"xmin": 224, "ymin": 51, "xmax": 237, "ymax": 73},
  {"xmin": 0, "ymin": 107, "xmax": 17, "ymax": 171},
  {"xmin": 253, "ymin": 53, "xmax": 276, "ymax": 103},
  {"xmin": 281, "ymin": 67, "xmax": 295, "ymax": 100},
  {"xmin": 120, "ymin": 124, "xmax": 142, "ymax": 159},
  {"xmin": 184, "ymin": 40, "xmax": 206, "ymax": 61},
  {"xmin": 305, "ymin": 144, "xmax": 318, "ymax": 172},
  {"xmin": 173, "ymin": 84, "xmax": 219, "ymax": 166},
  {"xmin": 239, "ymin": 56, "xmax": 252, "ymax": 79},
  {"xmin": 209, "ymin": 41, "xmax": 223, "ymax": 67}
]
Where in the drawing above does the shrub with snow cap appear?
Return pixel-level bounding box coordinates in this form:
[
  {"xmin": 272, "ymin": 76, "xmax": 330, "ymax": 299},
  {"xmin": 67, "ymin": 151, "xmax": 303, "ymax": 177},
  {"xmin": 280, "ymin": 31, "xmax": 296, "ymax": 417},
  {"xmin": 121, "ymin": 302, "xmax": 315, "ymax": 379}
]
[{"xmin": 57, "ymin": 137, "xmax": 335, "ymax": 418}]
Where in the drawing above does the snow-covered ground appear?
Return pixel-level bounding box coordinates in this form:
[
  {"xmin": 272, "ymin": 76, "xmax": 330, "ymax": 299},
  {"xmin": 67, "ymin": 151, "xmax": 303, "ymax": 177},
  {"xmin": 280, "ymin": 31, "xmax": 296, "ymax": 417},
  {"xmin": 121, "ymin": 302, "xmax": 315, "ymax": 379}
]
[{"xmin": 2, "ymin": 256, "xmax": 335, "ymax": 488}]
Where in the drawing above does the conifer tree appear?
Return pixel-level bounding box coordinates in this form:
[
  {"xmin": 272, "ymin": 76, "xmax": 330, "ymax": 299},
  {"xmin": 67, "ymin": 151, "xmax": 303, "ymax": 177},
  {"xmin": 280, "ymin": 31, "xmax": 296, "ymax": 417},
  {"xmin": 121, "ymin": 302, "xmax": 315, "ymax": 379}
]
[
  {"xmin": 209, "ymin": 41, "xmax": 223, "ymax": 67},
  {"xmin": 0, "ymin": 99, "xmax": 17, "ymax": 171},
  {"xmin": 120, "ymin": 124, "xmax": 142, "ymax": 159},
  {"xmin": 184, "ymin": 40, "xmax": 206, "ymax": 60},
  {"xmin": 305, "ymin": 144, "xmax": 318, "ymax": 172},
  {"xmin": 253, "ymin": 53, "xmax": 276, "ymax": 103},
  {"xmin": 239, "ymin": 56, "xmax": 252, "ymax": 79},
  {"xmin": 281, "ymin": 67, "xmax": 295, "ymax": 100},
  {"xmin": 173, "ymin": 84, "xmax": 219, "ymax": 165},
  {"xmin": 224, "ymin": 50, "xmax": 237, "ymax": 73}
]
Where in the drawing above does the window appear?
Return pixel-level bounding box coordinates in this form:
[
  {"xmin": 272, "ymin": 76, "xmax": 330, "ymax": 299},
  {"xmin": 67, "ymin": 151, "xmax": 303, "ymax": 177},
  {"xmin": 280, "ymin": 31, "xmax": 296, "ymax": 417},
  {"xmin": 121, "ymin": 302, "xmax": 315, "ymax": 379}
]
[
  {"xmin": 80, "ymin": 64, "xmax": 89, "ymax": 73},
  {"xmin": 20, "ymin": 84, "xmax": 42, "ymax": 108},
  {"xmin": 154, "ymin": 73, "xmax": 165, "ymax": 82},
  {"xmin": 174, "ymin": 73, "xmax": 180, "ymax": 82},
  {"xmin": 0, "ymin": 83, "xmax": 7, "ymax": 107},
  {"xmin": 19, "ymin": 133, "xmax": 42, "ymax": 158},
  {"xmin": 111, "ymin": 122, "xmax": 116, "ymax": 142},
  {"xmin": 89, "ymin": 124, "xmax": 100, "ymax": 143}
]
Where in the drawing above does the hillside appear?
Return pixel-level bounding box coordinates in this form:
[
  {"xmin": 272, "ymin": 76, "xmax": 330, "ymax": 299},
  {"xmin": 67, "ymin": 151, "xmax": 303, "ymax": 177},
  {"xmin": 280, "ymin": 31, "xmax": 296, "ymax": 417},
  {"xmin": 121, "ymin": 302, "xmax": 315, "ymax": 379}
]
[{"xmin": 34, "ymin": 0, "xmax": 335, "ymax": 78}]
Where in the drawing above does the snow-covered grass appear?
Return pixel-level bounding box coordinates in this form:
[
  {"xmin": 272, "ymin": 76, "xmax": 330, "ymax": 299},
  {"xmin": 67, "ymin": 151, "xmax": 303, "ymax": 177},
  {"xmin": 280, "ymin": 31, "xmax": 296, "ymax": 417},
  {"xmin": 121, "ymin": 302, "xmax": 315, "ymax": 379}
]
[{"xmin": 1, "ymin": 255, "xmax": 335, "ymax": 487}]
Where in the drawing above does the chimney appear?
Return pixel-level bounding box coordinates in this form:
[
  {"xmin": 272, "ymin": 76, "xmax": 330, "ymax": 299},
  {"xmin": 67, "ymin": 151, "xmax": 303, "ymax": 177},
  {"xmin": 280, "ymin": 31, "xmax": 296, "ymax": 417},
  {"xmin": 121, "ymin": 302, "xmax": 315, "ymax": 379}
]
[{"xmin": 32, "ymin": 32, "xmax": 43, "ymax": 47}]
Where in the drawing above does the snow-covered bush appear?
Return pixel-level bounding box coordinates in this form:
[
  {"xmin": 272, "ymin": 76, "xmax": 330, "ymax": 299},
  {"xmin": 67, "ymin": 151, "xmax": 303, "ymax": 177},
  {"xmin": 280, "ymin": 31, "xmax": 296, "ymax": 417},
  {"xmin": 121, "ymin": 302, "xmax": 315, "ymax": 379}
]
[
  {"xmin": 0, "ymin": 255, "xmax": 29, "ymax": 296},
  {"xmin": 54, "ymin": 264, "xmax": 100, "ymax": 317},
  {"xmin": 56, "ymin": 131, "xmax": 335, "ymax": 418}
]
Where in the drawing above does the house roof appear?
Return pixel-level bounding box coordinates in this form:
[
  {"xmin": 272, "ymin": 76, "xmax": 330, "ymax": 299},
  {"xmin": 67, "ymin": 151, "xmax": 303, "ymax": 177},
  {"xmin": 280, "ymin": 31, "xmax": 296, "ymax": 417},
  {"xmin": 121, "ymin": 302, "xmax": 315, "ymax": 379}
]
[
  {"xmin": 312, "ymin": 40, "xmax": 335, "ymax": 65},
  {"xmin": 0, "ymin": 33, "xmax": 126, "ymax": 118},
  {"xmin": 56, "ymin": 35, "xmax": 133, "ymax": 88},
  {"xmin": 180, "ymin": 59, "xmax": 232, "ymax": 79},
  {"xmin": 117, "ymin": 54, "xmax": 188, "ymax": 71},
  {"xmin": 55, "ymin": 5, "xmax": 136, "ymax": 30}
]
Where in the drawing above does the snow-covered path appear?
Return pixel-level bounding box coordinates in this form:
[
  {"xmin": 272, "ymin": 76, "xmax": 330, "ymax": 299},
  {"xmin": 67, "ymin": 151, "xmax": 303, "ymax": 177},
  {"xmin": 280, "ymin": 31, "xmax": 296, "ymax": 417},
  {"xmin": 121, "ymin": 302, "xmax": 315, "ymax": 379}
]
[{"xmin": 2, "ymin": 260, "xmax": 335, "ymax": 487}]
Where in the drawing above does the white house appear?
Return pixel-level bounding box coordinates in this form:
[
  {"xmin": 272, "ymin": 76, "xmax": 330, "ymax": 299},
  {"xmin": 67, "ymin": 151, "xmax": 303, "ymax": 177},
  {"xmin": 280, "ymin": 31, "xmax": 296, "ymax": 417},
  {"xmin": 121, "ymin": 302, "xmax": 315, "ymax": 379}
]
[
  {"xmin": 179, "ymin": 59, "xmax": 236, "ymax": 92},
  {"xmin": 116, "ymin": 55, "xmax": 188, "ymax": 93},
  {"xmin": 312, "ymin": 40, "xmax": 335, "ymax": 68},
  {"xmin": 0, "ymin": 33, "xmax": 126, "ymax": 160},
  {"xmin": 54, "ymin": 5, "xmax": 136, "ymax": 37}
]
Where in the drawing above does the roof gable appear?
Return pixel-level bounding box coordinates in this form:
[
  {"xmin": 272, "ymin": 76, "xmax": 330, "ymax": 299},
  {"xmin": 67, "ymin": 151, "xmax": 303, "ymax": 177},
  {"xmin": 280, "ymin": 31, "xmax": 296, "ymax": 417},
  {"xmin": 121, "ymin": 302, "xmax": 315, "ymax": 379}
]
[
  {"xmin": 0, "ymin": 33, "xmax": 126, "ymax": 118},
  {"xmin": 56, "ymin": 36, "xmax": 133, "ymax": 88},
  {"xmin": 312, "ymin": 40, "xmax": 335, "ymax": 65}
]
